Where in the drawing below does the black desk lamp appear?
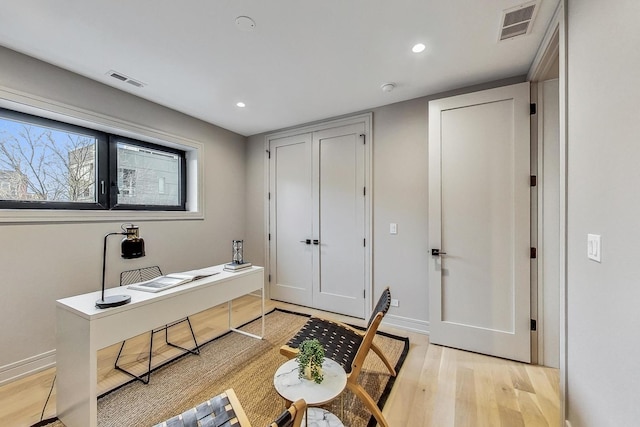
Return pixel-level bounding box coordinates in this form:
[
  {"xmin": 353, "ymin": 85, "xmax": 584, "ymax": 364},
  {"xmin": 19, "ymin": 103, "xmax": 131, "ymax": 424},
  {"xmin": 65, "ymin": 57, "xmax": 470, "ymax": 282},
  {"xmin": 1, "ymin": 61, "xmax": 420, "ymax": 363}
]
[{"xmin": 96, "ymin": 223, "xmax": 146, "ymax": 309}]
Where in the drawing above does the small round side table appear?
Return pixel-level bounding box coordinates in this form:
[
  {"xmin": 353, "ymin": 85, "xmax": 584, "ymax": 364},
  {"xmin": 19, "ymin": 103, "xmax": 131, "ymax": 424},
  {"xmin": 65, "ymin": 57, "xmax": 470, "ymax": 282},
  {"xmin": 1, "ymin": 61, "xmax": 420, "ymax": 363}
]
[{"xmin": 273, "ymin": 358, "xmax": 346, "ymax": 426}]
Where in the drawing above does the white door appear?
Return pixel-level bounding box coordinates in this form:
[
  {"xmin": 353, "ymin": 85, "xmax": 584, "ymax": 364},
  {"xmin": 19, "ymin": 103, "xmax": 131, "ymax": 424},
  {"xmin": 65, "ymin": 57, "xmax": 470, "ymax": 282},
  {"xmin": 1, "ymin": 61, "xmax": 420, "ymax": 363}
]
[
  {"xmin": 269, "ymin": 120, "xmax": 368, "ymax": 318},
  {"xmin": 428, "ymin": 82, "xmax": 531, "ymax": 363},
  {"xmin": 269, "ymin": 133, "xmax": 313, "ymax": 306},
  {"xmin": 312, "ymin": 123, "xmax": 366, "ymax": 317}
]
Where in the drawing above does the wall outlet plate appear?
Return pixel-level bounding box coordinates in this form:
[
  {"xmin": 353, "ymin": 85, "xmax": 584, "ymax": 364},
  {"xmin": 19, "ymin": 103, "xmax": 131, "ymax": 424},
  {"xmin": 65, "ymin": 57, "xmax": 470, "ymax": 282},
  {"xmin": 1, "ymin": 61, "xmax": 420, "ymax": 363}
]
[{"xmin": 390, "ymin": 298, "xmax": 399, "ymax": 307}]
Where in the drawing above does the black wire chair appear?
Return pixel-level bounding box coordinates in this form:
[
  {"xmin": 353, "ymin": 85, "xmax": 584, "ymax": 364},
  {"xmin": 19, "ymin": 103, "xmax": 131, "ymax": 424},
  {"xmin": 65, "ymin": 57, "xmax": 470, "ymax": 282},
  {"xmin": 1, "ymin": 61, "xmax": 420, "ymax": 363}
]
[{"xmin": 115, "ymin": 266, "xmax": 200, "ymax": 384}]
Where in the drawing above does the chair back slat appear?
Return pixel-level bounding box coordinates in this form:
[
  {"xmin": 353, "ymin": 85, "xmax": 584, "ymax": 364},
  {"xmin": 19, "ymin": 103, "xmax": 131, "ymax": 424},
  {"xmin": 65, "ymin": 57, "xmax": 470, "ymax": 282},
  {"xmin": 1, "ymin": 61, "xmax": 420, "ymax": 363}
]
[{"xmin": 367, "ymin": 286, "xmax": 391, "ymax": 328}]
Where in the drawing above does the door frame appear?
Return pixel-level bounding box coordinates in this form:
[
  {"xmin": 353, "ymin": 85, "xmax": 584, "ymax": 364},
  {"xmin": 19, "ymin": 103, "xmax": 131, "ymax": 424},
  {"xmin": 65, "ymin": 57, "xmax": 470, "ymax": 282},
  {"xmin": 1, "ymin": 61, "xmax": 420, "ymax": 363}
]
[
  {"xmin": 527, "ymin": 0, "xmax": 567, "ymax": 422},
  {"xmin": 263, "ymin": 113, "xmax": 373, "ymax": 318}
]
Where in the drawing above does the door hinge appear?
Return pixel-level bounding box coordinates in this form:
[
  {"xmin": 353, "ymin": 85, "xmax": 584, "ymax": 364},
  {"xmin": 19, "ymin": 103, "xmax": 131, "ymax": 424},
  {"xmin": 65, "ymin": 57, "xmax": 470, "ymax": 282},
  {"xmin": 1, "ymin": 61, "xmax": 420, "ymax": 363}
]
[
  {"xmin": 363, "ymin": 289, "xmax": 366, "ymax": 298},
  {"xmin": 268, "ymin": 233, "xmax": 271, "ymax": 241},
  {"xmin": 360, "ymin": 133, "xmax": 366, "ymax": 144},
  {"xmin": 530, "ymin": 103, "xmax": 537, "ymax": 115},
  {"xmin": 531, "ymin": 319, "xmax": 537, "ymax": 331},
  {"xmin": 530, "ymin": 175, "xmax": 537, "ymax": 187},
  {"xmin": 363, "ymin": 238, "xmax": 366, "ymax": 247},
  {"xmin": 363, "ymin": 187, "xmax": 366, "ymax": 196},
  {"xmin": 268, "ymin": 274, "xmax": 271, "ymax": 283},
  {"xmin": 268, "ymin": 192, "xmax": 271, "ymax": 200},
  {"xmin": 530, "ymin": 247, "xmax": 537, "ymax": 259},
  {"xmin": 266, "ymin": 149, "xmax": 271, "ymax": 159}
]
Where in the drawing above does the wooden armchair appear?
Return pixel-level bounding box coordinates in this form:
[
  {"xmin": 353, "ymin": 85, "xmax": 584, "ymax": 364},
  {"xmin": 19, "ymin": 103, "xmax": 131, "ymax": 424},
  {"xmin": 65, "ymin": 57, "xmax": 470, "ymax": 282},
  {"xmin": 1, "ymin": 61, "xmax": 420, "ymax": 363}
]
[
  {"xmin": 268, "ymin": 398, "xmax": 306, "ymax": 427},
  {"xmin": 152, "ymin": 388, "xmax": 306, "ymax": 427},
  {"xmin": 279, "ymin": 287, "xmax": 394, "ymax": 427}
]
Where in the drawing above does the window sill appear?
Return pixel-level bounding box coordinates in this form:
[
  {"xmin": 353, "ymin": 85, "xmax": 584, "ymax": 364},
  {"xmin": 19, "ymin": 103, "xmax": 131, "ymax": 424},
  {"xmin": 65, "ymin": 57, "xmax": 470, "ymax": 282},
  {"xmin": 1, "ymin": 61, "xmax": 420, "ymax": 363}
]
[{"xmin": 0, "ymin": 208, "xmax": 204, "ymax": 224}]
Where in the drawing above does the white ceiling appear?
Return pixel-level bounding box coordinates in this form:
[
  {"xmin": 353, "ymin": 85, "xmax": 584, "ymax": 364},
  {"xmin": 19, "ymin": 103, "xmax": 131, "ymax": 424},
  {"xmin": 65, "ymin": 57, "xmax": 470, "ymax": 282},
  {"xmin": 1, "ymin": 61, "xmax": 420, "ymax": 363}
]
[{"xmin": 0, "ymin": 0, "xmax": 558, "ymax": 136}]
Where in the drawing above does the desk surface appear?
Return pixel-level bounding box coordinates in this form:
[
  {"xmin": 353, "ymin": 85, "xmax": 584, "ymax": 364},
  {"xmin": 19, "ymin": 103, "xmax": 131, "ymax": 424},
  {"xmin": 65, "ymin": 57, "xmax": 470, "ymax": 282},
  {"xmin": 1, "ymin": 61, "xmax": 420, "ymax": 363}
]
[{"xmin": 57, "ymin": 265, "xmax": 263, "ymax": 320}]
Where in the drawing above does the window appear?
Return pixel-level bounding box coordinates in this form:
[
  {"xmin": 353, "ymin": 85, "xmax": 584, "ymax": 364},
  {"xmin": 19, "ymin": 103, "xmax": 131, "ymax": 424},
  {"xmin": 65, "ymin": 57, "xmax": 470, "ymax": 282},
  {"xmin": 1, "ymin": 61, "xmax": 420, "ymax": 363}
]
[
  {"xmin": 0, "ymin": 108, "xmax": 186, "ymax": 211},
  {"xmin": 110, "ymin": 137, "xmax": 185, "ymax": 210}
]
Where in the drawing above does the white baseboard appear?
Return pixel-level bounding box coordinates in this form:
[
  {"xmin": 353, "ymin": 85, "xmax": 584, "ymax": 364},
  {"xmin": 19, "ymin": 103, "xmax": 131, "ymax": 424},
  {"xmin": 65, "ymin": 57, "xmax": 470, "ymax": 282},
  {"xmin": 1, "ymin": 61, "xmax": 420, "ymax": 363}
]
[
  {"xmin": 0, "ymin": 350, "xmax": 55, "ymax": 386},
  {"xmin": 383, "ymin": 313, "xmax": 429, "ymax": 335}
]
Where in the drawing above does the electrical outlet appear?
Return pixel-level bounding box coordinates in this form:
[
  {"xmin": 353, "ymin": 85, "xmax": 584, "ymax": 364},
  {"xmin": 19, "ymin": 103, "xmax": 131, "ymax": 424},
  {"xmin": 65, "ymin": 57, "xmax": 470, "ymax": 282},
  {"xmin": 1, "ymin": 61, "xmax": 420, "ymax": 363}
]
[{"xmin": 390, "ymin": 298, "xmax": 399, "ymax": 307}]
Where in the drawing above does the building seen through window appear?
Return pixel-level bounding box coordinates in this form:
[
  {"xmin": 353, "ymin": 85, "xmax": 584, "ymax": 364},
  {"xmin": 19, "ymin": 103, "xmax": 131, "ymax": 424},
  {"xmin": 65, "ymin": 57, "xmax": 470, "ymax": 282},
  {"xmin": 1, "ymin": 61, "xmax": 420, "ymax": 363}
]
[{"xmin": 116, "ymin": 143, "xmax": 181, "ymax": 207}]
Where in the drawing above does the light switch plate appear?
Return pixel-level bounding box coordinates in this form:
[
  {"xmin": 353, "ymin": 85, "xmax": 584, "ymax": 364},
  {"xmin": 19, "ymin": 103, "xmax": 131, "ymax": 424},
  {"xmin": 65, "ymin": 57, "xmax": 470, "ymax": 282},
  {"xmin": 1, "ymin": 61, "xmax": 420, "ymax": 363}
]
[
  {"xmin": 587, "ymin": 234, "xmax": 601, "ymax": 262},
  {"xmin": 390, "ymin": 223, "xmax": 398, "ymax": 235}
]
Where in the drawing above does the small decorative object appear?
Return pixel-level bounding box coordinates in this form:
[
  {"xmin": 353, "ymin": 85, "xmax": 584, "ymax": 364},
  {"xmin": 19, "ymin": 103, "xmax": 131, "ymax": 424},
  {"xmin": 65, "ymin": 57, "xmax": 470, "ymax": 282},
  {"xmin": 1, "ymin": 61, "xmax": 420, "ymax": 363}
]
[
  {"xmin": 232, "ymin": 239, "xmax": 244, "ymax": 264},
  {"xmin": 296, "ymin": 338, "xmax": 325, "ymax": 384},
  {"xmin": 224, "ymin": 239, "xmax": 252, "ymax": 272}
]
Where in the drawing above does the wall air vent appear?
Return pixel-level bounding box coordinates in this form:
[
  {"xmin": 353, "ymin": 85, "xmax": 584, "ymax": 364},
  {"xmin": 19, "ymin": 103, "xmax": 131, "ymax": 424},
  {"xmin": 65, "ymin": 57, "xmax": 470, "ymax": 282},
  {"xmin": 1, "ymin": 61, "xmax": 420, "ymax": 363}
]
[
  {"xmin": 106, "ymin": 70, "xmax": 146, "ymax": 88},
  {"xmin": 499, "ymin": 1, "xmax": 538, "ymax": 41}
]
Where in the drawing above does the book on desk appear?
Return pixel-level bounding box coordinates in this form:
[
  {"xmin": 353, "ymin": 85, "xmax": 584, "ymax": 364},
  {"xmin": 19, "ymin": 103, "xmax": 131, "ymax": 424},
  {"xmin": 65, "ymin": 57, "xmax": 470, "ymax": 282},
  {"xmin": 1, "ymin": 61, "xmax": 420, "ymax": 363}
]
[
  {"xmin": 223, "ymin": 261, "xmax": 252, "ymax": 272},
  {"xmin": 128, "ymin": 267, "xmax": 220, "ymax": 293}
]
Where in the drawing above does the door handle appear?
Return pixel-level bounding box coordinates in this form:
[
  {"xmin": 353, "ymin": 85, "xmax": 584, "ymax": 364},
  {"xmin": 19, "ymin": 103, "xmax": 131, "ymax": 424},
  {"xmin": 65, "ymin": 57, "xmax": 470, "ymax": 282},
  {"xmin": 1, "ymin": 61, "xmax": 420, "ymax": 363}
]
[
  {"xmin": 431, "ymin": 248, "xmax": 447, "ymax": 256},
  {"xmin": 313, "ymin": 239, "xmax": 319, "ymax": 245},
  {"xmin": 300, "ymin": 239, "xmax": 311, "ymax": 245}
]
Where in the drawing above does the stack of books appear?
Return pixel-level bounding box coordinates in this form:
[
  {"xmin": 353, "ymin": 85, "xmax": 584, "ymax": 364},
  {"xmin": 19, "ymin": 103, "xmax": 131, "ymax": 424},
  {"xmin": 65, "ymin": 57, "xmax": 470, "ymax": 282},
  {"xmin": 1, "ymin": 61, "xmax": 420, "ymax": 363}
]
[{"xmin": 223, "ymin": 261, "xmax": 252, "ymax": 272}]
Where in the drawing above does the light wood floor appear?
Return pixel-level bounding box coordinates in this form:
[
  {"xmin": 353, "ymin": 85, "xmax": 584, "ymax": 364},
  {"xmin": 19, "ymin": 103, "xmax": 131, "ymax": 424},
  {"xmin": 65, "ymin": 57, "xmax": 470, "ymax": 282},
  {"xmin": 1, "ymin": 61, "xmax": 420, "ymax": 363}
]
[{"xmin": 0, "ymin": 296, "xmax": 560, "ymax": 427}]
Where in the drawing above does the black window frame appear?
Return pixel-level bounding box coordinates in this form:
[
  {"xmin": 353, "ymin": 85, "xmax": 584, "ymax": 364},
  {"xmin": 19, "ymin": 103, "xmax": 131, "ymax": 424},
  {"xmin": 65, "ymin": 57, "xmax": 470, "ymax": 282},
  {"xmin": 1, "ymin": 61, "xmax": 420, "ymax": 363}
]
[
  {"xmin": 109, "ymin": 135, "xmax": 187, "ymax": 211},
  {"xmin": 0, "ymin": 107, "xmax": 187, "ymax": 211}
]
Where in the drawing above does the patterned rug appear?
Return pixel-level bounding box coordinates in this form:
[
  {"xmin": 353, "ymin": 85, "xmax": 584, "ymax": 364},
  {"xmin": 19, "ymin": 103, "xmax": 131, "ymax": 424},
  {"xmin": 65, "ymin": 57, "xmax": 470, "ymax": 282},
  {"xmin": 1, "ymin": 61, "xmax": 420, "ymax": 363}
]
[{"xmin": 37, "ymin": 308, "xmax": 409, "ymax": 427}]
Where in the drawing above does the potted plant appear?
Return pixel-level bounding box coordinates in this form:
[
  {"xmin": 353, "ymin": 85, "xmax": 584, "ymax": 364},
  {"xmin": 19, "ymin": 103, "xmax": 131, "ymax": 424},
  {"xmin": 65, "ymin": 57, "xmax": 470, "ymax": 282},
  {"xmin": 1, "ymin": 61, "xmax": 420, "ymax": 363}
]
[{"xmin": 296, "ymin": 338, "xmax": 325, "ymax": 384}]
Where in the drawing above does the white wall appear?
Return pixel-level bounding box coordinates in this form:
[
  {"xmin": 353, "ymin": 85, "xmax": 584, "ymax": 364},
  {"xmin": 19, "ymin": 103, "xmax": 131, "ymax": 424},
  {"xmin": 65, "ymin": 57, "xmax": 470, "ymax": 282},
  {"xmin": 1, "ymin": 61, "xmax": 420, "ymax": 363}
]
[
  {"xmin": 566, "ymin": 1, "xmax": 640, "ymax": 425},
  {"xmin": 0, "ymin": 47, "xmax": 247, "ymax": 380}
]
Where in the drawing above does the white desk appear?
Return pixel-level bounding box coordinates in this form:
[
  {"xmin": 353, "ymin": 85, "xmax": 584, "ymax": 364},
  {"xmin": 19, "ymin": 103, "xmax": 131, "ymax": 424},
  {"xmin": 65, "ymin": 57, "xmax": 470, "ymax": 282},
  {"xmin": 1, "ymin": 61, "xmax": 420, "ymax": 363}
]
[{"xmin": 56, "ymin": 265, "xmax": 264, "ymax": 427}]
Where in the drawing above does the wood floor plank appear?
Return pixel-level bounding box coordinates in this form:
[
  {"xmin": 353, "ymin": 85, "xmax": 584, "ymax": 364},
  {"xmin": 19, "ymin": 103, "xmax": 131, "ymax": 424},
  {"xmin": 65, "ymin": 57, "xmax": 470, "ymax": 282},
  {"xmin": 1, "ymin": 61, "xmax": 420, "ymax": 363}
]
[
  {"xmin": 454, "ymin": 366, "xmax": 477, "ymax": 427},
  {"xmin": 428, "ymin": 346, "xmax": 457, "ymax": 426},
  {"xmin": 517, "ymin": 390, "xmax": 549, "ymax": 427}
]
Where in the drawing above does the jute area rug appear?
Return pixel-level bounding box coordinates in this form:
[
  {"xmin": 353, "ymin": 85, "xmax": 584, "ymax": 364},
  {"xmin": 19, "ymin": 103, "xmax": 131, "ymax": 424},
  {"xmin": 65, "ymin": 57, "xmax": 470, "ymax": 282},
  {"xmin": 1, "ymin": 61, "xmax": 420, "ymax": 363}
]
[{"xmin": 45, "ymin": 309, "xmax": 409, "ymax": 427}]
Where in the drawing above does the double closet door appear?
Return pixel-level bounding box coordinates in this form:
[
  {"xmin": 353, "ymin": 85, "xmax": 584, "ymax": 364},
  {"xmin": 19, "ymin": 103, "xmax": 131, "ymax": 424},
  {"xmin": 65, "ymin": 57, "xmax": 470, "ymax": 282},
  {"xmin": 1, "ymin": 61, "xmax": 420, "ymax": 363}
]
[{"xmin": 268, "ymin": 117, "xmax": 370, "ymax": 318}]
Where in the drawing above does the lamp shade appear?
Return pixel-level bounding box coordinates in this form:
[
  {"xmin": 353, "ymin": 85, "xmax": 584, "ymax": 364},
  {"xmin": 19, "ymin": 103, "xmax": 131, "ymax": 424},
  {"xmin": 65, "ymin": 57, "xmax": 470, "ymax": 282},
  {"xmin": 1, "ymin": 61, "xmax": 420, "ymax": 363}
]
[{"xmin": 121, "ymin": 225, "xmax": 145, "ymax": 259}]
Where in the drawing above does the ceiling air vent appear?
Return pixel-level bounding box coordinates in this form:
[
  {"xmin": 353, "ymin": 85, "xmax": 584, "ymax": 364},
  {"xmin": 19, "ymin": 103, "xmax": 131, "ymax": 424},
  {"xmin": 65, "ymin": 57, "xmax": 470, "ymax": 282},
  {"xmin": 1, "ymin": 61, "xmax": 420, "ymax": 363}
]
[
  {"xmin": 106, "ymin": 70, "xmax": 145, "ymax": 88},
  {"xmin": 499, "ymin": 1, "xmax": 538, "ymax": 41}
]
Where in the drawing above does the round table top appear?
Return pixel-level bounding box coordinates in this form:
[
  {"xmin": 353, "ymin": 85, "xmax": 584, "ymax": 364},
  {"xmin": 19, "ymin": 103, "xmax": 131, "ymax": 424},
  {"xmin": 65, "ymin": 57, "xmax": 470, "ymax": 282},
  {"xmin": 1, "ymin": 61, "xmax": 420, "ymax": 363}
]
[
  {"xmin": 273, "ymin": 358, "xmax": 347, "ymax": 406},
  {"xmin": 301, "ymin": 407, "xmax": 344, "ymax": 427}
]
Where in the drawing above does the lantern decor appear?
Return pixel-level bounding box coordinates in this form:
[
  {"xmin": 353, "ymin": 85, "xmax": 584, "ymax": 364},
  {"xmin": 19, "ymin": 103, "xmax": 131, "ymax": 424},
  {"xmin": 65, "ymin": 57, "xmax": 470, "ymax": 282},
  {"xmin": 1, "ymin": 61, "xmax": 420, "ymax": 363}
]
[{"xmin": 223, "ymin": 239, "xmax": 252, "ymax": 272}]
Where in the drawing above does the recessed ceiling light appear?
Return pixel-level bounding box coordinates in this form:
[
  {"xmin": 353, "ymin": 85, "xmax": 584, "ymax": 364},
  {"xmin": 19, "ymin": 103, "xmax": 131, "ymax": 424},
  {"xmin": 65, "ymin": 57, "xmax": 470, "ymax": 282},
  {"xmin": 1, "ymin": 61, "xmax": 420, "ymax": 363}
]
[
  {"xmin": 381, "ymin": 83, "xmax": 396, "ymax": 93},
  {"xmin": 235, "ymin": 16, "xmax": 256, "ymax": 32},
  {"xmin": 412, "ymin": 43, "xmax": 426, "ymax": 53},
  {"xmin": 236, "ymin": 102, "xmax": 246, "ymax": 108}
]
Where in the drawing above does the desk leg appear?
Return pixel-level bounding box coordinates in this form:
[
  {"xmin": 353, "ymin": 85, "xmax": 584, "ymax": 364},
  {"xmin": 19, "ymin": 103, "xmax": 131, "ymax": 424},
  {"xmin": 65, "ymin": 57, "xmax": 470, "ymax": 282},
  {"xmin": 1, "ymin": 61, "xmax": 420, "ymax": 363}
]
[
  {"xmin": 56, "ymin": 307, "xmax": 97, "ymax": 427},
  {"xmin": 229, "ymin": 288, "xmax": 264, "ymax": 340}
]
